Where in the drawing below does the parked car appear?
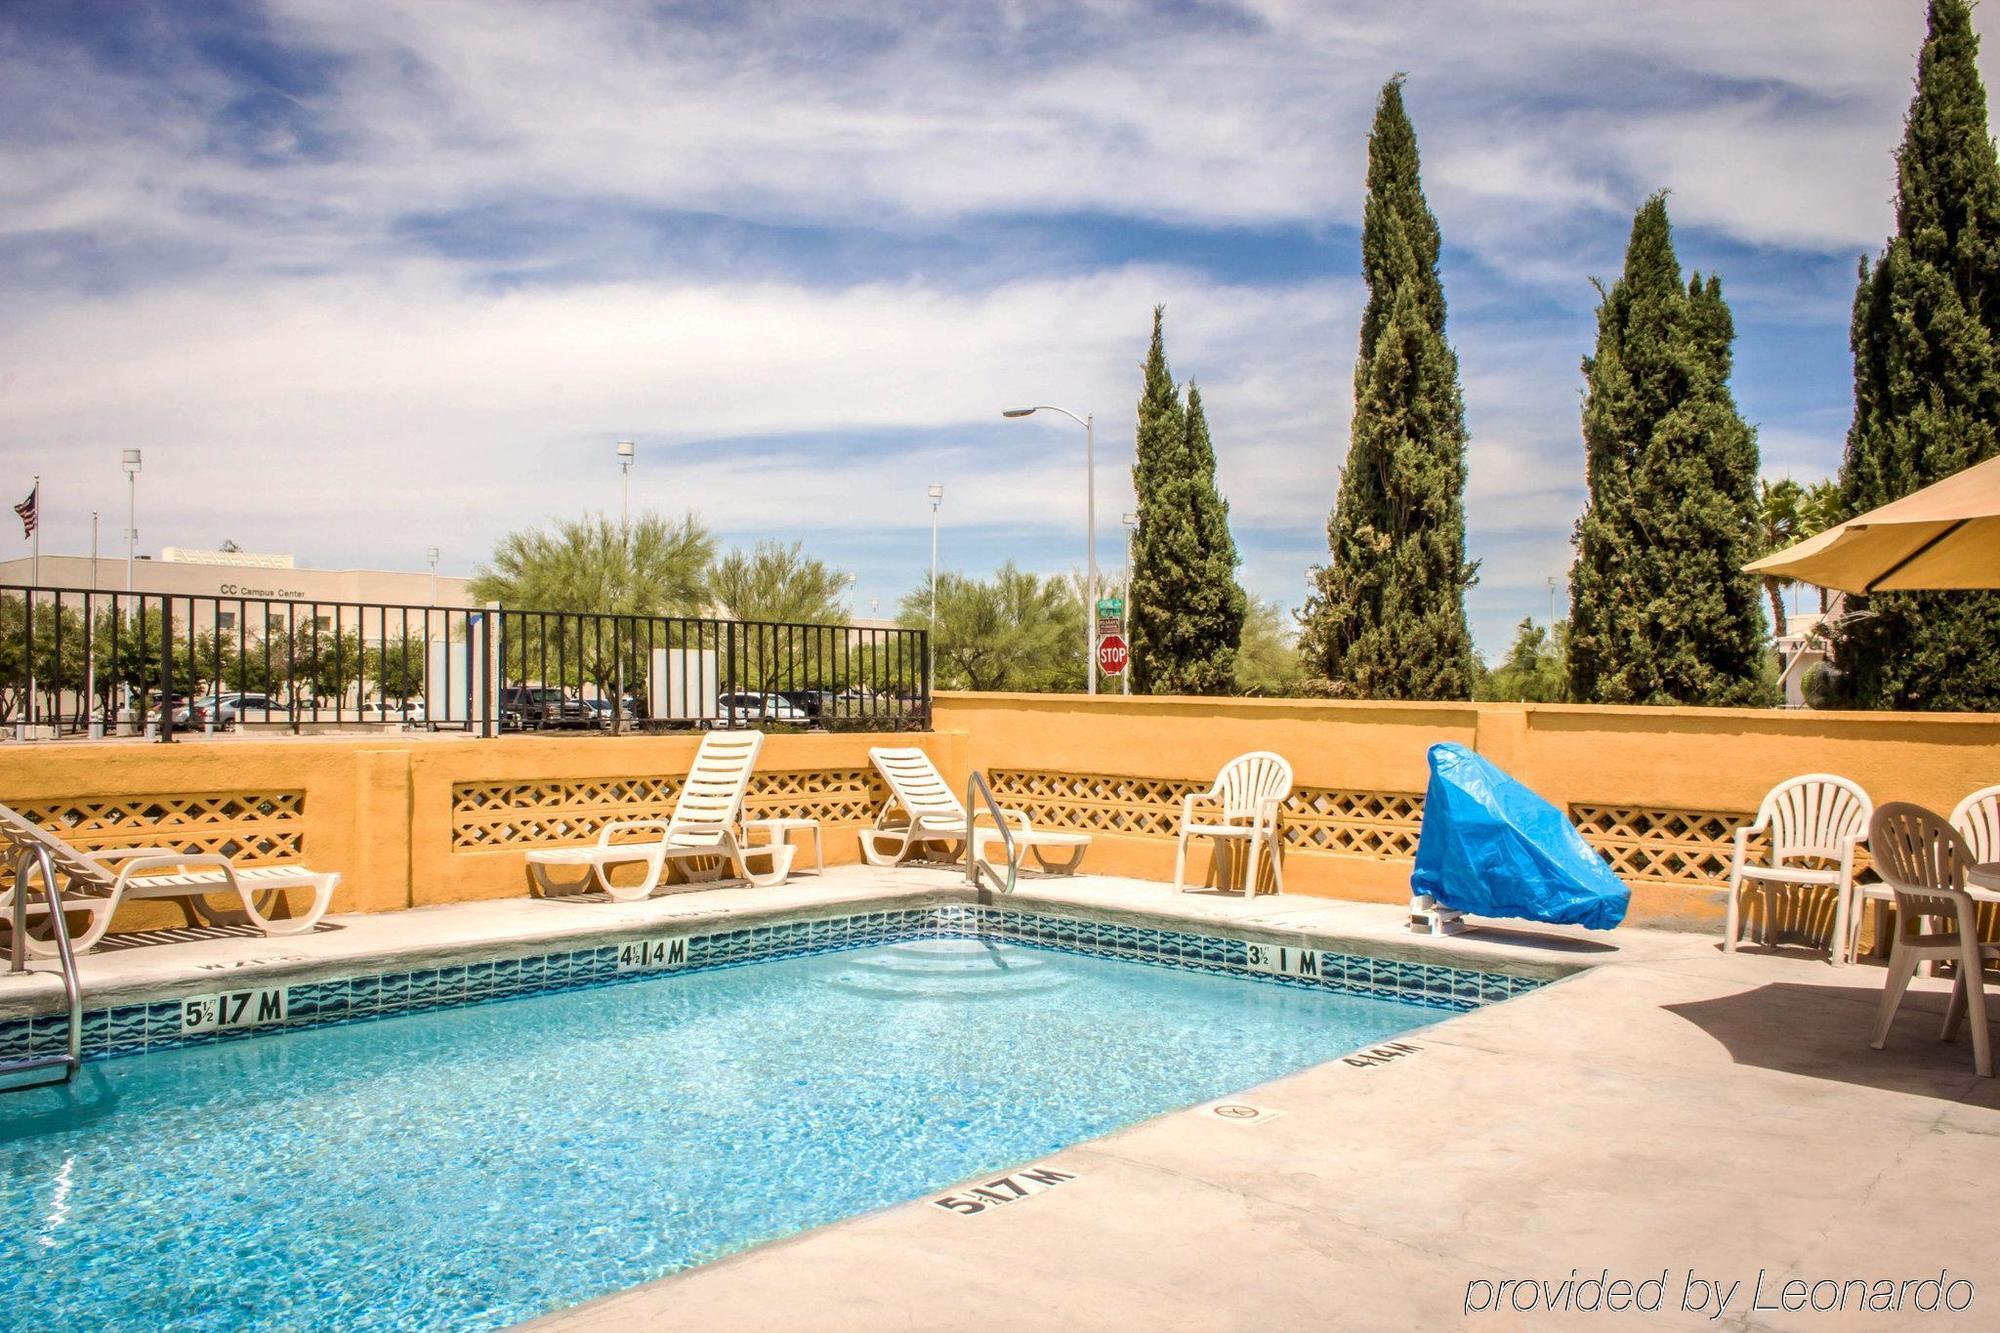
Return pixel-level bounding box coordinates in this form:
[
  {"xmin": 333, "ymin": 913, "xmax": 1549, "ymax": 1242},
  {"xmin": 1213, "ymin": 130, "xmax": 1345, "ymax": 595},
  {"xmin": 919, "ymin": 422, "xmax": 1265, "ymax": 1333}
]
[
  {"xmin": 580, "ymin": 697, "xmax": 640, "ymax": 726},
  {"xmin": 206, "ymin": 692, "xmax": 288, "ymax": 725},
  {"xmin": 498, "ymin": 685, "xmax": 593, "ymax": 731},
  {"xmin": 377, "ymin": 697, "xmax": 427, "ymax": 724},
  {"xmin": 152, "ymin": 694, "xmax": 201, "ymax": 728},
  {"xmin": 777, "ymin": 690, "xmax": 837, "ymax": 722},
  {"xmin": 715, "ymin": 692, "xmax": 811, "ymax": 726}
]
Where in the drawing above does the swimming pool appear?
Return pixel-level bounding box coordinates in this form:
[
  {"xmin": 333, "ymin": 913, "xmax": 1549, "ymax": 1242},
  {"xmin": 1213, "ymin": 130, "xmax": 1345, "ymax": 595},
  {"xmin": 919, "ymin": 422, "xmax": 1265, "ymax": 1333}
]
[{"xmin": 0, "ymin": 917, "xmax": 1522, "ymax": 1329}]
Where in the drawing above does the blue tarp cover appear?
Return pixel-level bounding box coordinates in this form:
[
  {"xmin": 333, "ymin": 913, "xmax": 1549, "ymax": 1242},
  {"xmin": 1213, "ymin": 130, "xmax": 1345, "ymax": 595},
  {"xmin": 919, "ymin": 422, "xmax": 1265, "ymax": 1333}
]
[{"xmin": 1410, "ymin": 742, "xmax": 1629, "ymax": 930}]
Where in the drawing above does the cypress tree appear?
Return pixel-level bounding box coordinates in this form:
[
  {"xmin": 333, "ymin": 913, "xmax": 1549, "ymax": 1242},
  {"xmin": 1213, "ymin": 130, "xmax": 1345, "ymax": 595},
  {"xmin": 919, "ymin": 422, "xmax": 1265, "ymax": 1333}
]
[
  {"xmin": 1565, "ymin": 195, "xmax": 1768, "ymax": 706},
  {"xmin": 1299, "ymin": 78, "xmax": 1476, "ymax": 699},
  {"xmin": 1127, "ymin": 308, "xmax": 1246, "ymax": 694},
  {"xmin": 1833, "ymin": 0, "xmax": 2000, "ymax": 710}
]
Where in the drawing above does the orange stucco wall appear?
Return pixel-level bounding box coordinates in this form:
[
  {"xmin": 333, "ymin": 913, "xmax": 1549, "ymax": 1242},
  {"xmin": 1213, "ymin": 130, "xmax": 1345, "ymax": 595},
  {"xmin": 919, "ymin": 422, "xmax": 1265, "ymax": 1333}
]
[
  {"xmin": 3, "ymin": 697, "xmax": 1995, "ymax": 935},
  {"xmin": 931, "ymin": 693, "xmax": 2000, "ymax": 929}
]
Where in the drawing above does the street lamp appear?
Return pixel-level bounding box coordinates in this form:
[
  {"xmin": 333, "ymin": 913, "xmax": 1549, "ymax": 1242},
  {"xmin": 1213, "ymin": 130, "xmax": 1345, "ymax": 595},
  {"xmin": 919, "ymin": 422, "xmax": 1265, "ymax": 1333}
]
[
  {"xmin": 616, "ymin": 440, "xmax": 636, "ymax": 525},
  {"xmin": 121, "ymin": 448, "xmax": 141, "ymax": 592},
  {"xmin": 1002, "ymin": 405, "xmax": 1098, "ymax": 694},
  {"xmin": 927, "ymin": 483, "xmax": 944, "ymax": 690},
  {"xmin": 428, "ymin": 546, "xmax": 441, "ymax": 607},
  {"xmin": 1121, "ymin": 511, "xmax": 1138, "ymax": 696}
]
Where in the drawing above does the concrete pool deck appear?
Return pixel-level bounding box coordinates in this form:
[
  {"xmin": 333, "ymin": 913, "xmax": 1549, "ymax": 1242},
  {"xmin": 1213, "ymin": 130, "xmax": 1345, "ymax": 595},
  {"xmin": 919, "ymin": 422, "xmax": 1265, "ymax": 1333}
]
[
  {"xmin": 534, "ymin": 873, "xmax": 1997, "ymax": 1332},
  {"xmin": 6, "ymin": 870, "xmax": 1997, "ymax": 1329}
]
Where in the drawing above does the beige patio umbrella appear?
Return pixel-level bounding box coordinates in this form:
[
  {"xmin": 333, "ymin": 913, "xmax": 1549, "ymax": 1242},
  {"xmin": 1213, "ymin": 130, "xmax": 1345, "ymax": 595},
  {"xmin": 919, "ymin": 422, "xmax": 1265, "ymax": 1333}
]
[{"xmin": 1745, "ymin": 454, "xmax": 2000, "ymax": 593}]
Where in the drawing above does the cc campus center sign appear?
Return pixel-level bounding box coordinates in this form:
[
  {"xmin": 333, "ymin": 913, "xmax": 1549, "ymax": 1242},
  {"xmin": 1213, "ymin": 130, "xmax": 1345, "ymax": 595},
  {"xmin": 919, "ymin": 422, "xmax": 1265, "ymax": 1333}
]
[{"xmin": 217, "ymin": 582, "xmax": 308, "ymax": 598}]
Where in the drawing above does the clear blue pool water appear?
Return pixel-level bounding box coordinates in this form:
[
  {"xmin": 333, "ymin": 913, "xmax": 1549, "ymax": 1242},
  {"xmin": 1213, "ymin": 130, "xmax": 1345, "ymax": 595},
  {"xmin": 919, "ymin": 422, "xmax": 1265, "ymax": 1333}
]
[{"xmin": 0, "ymin": 938, "xmax": 1440, "ymax": 1330}]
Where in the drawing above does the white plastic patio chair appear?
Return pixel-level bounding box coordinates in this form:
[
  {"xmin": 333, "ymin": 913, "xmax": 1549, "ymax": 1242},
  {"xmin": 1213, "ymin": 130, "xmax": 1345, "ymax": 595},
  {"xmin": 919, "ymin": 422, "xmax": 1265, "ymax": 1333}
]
[
  {"xmin": 0, "ymin": 802, "xmax": 340, "ymax": 957},
  {"xmin": 861, "ymin": 747, "xmax": 1089, "ymax": 873},
  {"xmin": 1174, "ymin": 752, "xmax": 1294, "ymax": 898},
  {"xmin": 1950, "ymin": 784, "xmax": 2000, "ymax": 864},
  {"xmin": 1866, "ymin": 803, "xmax": 1997, "ymax": 1078},
  {"xmin": 524, "ymin": 730, "xmax": 793, "ymax": 899},
  {"xmin": 1725, "ymin": 774, "xmax": 1872, "ymax": 965}
]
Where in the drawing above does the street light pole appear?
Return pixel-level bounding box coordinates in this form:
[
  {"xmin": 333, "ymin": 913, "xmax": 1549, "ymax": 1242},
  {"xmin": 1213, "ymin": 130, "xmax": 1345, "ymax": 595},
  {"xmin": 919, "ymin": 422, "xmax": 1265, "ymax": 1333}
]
[
  {"xmin": 617, "ymin": 440, "xmax": 635, "ymax": 526},
  {"xmin": 122, "ymin": 448, "xmax": 141, "ymax": 592},
  {"xmin": 1121, "ymin": 511, "xmax": 1137, "ymax": 697},
  {"xmin": 1002, "ymin": 405, "xmax": 1098, "ymax": 695},
  {"xmin": 428, "ymin": 546, "xmax": 441, "ymax": 607},
  {"xmin": 928, "ymin": 486, "xmax": 944, "ymax": 696}
]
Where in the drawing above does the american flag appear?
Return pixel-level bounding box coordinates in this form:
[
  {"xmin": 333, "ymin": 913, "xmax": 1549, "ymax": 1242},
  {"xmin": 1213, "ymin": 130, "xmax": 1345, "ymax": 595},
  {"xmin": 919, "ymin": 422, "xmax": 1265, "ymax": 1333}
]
[{"xmin": 12, "ymin": 484, "xmax": 35, "ymax": 539}]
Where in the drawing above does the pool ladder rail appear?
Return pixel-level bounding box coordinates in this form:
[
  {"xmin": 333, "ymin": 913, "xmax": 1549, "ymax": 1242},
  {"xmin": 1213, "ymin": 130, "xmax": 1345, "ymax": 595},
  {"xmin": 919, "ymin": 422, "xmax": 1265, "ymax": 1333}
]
[
  {"xmin": 1, "ymin": 842, "xmax": 84, "ymax": 1091},
  {"xmin": 964, "ymin": 771, "xmax": 1019, "ymax": 903}
]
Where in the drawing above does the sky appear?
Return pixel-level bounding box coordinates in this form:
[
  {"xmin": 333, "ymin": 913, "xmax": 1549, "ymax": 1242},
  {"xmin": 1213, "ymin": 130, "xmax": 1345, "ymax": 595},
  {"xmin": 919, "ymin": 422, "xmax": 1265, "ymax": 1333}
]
[{"xmin": 0, "ymin": 0, "xmax": 1963, "ymax": 655}]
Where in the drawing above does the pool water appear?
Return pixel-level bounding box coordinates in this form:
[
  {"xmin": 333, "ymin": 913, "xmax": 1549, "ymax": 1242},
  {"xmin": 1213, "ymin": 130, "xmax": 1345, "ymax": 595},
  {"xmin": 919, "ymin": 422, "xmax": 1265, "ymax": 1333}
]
[{"xmin": 0, "ymin": 938, "xmax": 1439, "ymax": 1330}]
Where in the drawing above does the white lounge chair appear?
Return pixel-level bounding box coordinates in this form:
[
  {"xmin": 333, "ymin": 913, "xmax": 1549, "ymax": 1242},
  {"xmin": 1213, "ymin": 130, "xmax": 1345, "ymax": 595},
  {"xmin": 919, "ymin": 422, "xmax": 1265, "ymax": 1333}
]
[
  {"xmin": 861, "ymin": 747, "xmax": 1089, "ymax": 874},
  {"xmin": 1174, "ymin": 751, "xmax": 1293, "ymax": 897},
  {"xmin": 1725, "ymin": 773, "xmax": 1873, "ymax": 965},
  {"xmin": 1867, "ymin": 803, "xmax": 1996, "ymax": 1077},
  {"xmin": 524, "ymin": 730, "xmax": 794, "ymax": 899},
  {"xmin": 0, "ymin": 802, "xmax": 340, "ymax": 957}
]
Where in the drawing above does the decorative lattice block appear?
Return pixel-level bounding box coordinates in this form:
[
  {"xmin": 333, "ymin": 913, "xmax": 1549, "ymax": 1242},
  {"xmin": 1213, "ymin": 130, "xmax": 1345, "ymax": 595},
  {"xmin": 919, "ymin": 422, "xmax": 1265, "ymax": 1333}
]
[
  {"xmin": 986, "ymin": 770, "xmax": 1426, "ymax": 862},
  {"xmin": 4, "ymin": 791, "xmax": 306, "ymax": 864},
  {"xmin": 1569, "ymin": 805, "xmax": 1754, "ymax": 888},
  {"xmin": 451, "ymin": 768, "xmax": 888, "ymax": 851}
]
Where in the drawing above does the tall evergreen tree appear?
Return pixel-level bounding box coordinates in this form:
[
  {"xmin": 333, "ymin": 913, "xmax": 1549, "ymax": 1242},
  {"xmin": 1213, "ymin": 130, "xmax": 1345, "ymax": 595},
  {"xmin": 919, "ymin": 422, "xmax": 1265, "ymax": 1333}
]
[
  {"xmin": 1127, "ymin": 308, "xmax": 1246, "ymax": 693},
  {"xmin": 1565, "ymin": 195, "xmax": 1768, "ymax": 705},
  {"xmin": 1299, "ymin": 78, "xmax": 1476, "ymax": 699},
  {"xmin": 1833, "ymin": 0, "xmax": 2000, "ymax": 710}
]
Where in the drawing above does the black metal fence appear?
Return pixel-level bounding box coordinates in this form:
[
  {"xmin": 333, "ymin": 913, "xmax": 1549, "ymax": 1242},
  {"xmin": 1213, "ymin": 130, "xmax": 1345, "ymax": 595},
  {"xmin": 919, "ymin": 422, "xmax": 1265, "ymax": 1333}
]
[{"xmin": 0, "ymin": 584, "xmax": 929, "ymax": 740}]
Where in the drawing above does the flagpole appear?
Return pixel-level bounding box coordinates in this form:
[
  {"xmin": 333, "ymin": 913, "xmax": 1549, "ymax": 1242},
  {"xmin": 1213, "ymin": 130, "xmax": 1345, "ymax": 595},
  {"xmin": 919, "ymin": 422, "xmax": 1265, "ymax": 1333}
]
[{"xmin": 26, "ymin": 473, "xmax": 38, "ymax": 739}]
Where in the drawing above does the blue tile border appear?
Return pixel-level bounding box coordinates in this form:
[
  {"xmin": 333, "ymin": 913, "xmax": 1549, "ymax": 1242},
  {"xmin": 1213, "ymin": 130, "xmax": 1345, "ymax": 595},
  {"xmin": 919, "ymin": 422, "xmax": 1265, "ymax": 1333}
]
[{"xmin": 0, "ymin": 906, "xmax": 1546, "ymax": 1067}]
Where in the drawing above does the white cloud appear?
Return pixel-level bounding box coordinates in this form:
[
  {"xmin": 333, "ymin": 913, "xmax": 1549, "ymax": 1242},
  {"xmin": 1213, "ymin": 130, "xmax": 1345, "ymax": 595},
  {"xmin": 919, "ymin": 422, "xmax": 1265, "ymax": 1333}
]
[
  {"xmin": 0, "ymin": 259, "xmax": 1358, "ymax": 566},
  {"xmin": 0, "ymin": 0, "xmax": 1964, "ymax": 656}
]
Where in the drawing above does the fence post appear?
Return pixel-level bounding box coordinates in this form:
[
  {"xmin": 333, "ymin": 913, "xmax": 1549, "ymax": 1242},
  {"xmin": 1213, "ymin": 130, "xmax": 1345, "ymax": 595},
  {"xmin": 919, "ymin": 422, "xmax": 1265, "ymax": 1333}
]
[
  {"xmin": 724, "ymin": 621, "xmax": 738, "ymax": 729},
  {"xmin": 19, "ymin": 589, "xmax": 34, "ymax": 741},
  {"xmin": 159, "ymin": 596, "xmax": 175, "ymax": 744},
  {"xmin": 612, "ymin": 616, "xmax": 624, "ymax": 737},
  {"xmin": 481, "ymin": 603, "xmax": 500, "ymax": 738},
  {"xmin": 920, "ymin": 627, "xmax": 932, "ymax": 730}
]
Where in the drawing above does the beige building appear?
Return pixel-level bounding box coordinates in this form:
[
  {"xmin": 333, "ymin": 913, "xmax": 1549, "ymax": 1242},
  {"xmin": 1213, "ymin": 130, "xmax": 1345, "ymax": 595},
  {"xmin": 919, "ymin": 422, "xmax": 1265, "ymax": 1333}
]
[
  {"xmin": 0, "ymin": 548, "xmax": 475, "ymax": 608},
  {"xmin": 1773, "ymin": 594, "xmax": 1846, "ymax": 709}
]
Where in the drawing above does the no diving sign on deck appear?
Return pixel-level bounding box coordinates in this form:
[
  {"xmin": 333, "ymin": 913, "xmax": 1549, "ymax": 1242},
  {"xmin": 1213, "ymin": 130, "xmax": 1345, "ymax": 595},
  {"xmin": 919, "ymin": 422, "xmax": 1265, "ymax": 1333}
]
[{"xmin": 1198, "ymin": 1100, "xmax": 1284, "ymax": 1126}]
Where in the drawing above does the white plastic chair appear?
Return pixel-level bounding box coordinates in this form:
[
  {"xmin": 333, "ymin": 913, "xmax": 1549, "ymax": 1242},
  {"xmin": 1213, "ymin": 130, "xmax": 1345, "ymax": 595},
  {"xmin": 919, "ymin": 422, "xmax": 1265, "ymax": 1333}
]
[
  {"xmin": 1174, "ymin": 752, "xmax": 1293, "ymax": 898},
  {"xmin": 1867, "ymin": 804, "xmax": 1997, "ymax": 1078},
  {"xmin": 525, "ymin": 730, "xmax": 793, "ymax": 898},
  {"xmin": 1725, "ymin": 774, "xmax": 1873, "ymax": 965},
  {"xmin": 860, "ymin": 747, "xmax": 1089, "ymax": 873},
  {"xmin": 1951, "ymin": 784, "xmax": 2000, "ymax": 864}
]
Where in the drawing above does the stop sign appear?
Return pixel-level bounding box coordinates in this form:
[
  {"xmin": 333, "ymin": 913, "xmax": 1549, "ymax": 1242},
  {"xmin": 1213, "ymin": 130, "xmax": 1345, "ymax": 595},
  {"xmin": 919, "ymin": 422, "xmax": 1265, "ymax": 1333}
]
[{"xmin": 1097, "ymin": 634, "xmax": 1129, "ymax": 675}]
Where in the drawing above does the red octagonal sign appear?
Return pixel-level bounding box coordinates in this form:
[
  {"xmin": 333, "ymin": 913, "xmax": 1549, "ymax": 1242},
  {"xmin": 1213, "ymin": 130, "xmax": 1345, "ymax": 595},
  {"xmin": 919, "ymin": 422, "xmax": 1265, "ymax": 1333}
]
[{"xmin": 1097, "ymin": 634, "xmax": 1129, "ymax": 675}]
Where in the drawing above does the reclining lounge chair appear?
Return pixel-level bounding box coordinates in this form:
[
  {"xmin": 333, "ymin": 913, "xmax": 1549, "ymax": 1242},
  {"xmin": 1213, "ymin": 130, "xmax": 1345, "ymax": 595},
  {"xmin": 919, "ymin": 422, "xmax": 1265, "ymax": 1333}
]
[
  {"xmin": 524, "ymin": 730, "xmax": 794, "ymax": 899},
  {"xmin": 0, "ymin": 802, "xmax": 341, "ymax": 957},
  {"xmin": 862, "ymin": 746, "xmax": 1089, "ymax": 874}
]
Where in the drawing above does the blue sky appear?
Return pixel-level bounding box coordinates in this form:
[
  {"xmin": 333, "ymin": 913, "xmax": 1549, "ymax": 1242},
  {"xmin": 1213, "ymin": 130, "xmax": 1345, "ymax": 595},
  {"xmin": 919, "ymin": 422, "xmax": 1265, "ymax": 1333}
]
[{"xmin": 0, "ymin": 0, "xmax": 1958, "ymax": 654}]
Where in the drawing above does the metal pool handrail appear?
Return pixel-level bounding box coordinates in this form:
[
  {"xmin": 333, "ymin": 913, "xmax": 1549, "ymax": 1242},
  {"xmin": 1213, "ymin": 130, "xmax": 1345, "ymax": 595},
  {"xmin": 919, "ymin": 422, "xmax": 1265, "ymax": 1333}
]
[
  {"xmin": 964, "ymin": 771, "xmax": 1019, "ymax": 901},
  {"xmin": 2, "ymin": 841, "xmax": 83, "ymax": 1091}
]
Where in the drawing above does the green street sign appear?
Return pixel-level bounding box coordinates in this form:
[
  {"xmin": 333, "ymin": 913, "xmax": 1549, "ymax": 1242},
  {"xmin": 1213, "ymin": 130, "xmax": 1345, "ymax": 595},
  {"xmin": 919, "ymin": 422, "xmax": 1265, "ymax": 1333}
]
[{"xmin": 1096, "ymin": 597, "xmax": 1124, "ymax": 618}]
